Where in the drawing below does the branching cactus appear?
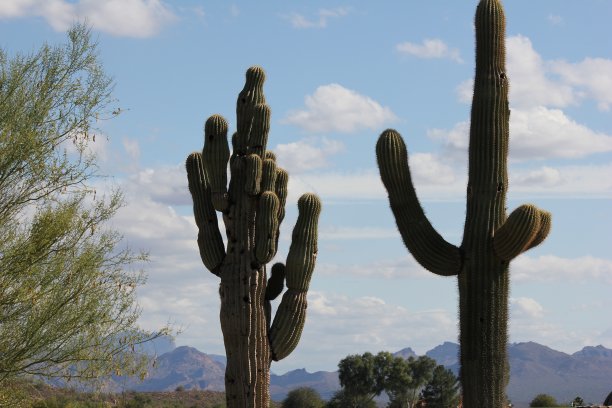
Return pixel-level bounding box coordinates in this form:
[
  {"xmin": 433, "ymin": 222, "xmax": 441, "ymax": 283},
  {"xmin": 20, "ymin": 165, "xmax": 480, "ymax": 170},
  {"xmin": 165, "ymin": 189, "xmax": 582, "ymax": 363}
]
[
  {"xmin": 186, "ymin": 66, "xmax": 321, "ymax": 407},
  {"xmin": 376, "ymin": 1, "xmax": 551, "ymax": 406}
]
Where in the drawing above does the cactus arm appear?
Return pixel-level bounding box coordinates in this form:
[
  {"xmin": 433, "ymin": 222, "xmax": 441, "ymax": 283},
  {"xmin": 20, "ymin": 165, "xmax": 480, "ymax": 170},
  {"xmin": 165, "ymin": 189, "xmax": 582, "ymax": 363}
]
[
  {"xmin": 275, "ymin": 168, "xmax": 288, "ymax": 224},
  {"xmin": 269, "ymin": 193, "xmax": 321, "ymax": 361},
  {"xmin": 376, "ymin": 129, "xmax": 462, "ymax": 276},
  {"xmin": 493, "ymin": 204, "xmax": 551, "ymax": 260},
  {"xmin": 525, "ymin": 209, "xmax": 552, "ymax": 251},
  {"xmin": 202, "ymin": 115, "xmax": 230, "ymax": 212},
  {"xmin": 255, "ymin": 192, "xmax": 280, "ymax": 263},
  {"xmin": 186, "ymin": 152, "xmax": 226, "ymax": 275}
]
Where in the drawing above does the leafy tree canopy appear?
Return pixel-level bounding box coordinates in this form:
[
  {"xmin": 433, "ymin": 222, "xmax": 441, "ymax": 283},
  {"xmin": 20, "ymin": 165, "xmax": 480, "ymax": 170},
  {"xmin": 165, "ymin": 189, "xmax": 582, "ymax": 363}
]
[{"xmin": 0, "ymin": 24, "xmax": 167, "ymax": 388}]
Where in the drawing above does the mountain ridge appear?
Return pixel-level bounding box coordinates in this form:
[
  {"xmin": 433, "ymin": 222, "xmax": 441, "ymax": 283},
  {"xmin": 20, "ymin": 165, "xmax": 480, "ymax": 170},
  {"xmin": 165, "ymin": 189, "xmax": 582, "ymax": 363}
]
[{"xmin": 111, "ymin": 341, "xmax": 612, "ymax": 406}]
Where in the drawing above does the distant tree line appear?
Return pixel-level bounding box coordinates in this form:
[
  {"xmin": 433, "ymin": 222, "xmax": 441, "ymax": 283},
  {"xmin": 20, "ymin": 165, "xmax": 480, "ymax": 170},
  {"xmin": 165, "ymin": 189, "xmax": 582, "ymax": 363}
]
[{"xmin": 282, "ymin": 352, "xmax": 460, "ymax": 408}]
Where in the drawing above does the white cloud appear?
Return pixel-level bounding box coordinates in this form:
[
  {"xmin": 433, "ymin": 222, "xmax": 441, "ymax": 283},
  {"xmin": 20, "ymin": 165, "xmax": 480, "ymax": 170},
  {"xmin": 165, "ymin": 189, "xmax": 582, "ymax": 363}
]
[
  {"xmin": 0, "ymin": 0, "xmax": 176, "ymax": 38},
  {"xmin": 274, "ymin": 138, "xmax": 344, "ymax": 173},
  {"xmin": 551, "ymin": 58, "xmax": 612, "ymax": 111},
  {"xmin": 511, "ymin": 297, "xmax": 545, "ymax": 319},
  {"xmin": 506, "ymin": 35, "xmax": 576, "ymax": 108},
  {"xmin": 283, "ymin": 84, "xmax": 397, "ymax": 133},
  {"xmin": 273, "ymin": 290, "xmax": 457, "ymax": 371},
  {"xmin": 282, "ymin": 7, "xmax": 350, "ymax": 29},
  {"xmin": 510, "ymin": 163, "xmax": 612, "ymax": 198},
  {"xmin": 122, "ymin": 138, "xmax": 141, "ymax": 160},
  {"xmin": 396, "ymin": 39, "xmax": 463, "ymax": 63},
  {"xmin": 513, "ymin": 255, "xmax": 612, "ymax": 284},
  {"xmin": 459, "ymin": 35, "xmax": 612, "ymax": 112},
  {"xmin": 427, "ymin": 107, "xmax": 612, "ymax": 161}
]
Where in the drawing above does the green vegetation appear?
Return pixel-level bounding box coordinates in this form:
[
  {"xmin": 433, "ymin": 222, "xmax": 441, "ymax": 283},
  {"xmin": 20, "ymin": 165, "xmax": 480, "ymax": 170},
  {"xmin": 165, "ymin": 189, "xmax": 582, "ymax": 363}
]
[
  {"xmin": 375, "ymin": 1, "xmax": 551, "ymax": 406},
  {"xmin": 186, "ymin": 66, "xmax": 321, "ymax": 407},
  {"xmin": 335, "ymin": 351, "xmax": 458, "ymax": 408},
  {"xmin": 420, "ymin": 365, "xmax": 461, "ymax": 408},
  {"xmin": 1, "ymin": 379, "xmax": 282, "ymax": 407},
  {"xmin": 529, "ymin": 393, "xmax": 559, "ymax": 407},
  {"xmin": 282, "ymin": 387, "xmax": 325, "ymax": 408},
  {"xmin": 0, "ymin": 24, "xmax": 167, "ymax": 392}
]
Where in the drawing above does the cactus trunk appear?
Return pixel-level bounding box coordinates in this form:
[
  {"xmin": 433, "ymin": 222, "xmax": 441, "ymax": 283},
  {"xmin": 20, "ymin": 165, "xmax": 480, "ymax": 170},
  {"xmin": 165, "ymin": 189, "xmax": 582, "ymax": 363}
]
[
  {"xmin": 187, "ymin": 67, "xmax": 321, "ymax": 408},
  {"xmin": 376, "ymin": 1, "xmax": 551, "ymax": 406}
]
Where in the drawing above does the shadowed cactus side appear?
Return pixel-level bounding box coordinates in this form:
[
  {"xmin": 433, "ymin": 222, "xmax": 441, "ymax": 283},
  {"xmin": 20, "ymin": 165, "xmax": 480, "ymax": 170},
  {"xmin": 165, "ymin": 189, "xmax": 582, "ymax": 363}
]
[
  {"xmin": 186, "ymin": 66, "xmax": 321, "ymax": 408},
  {"xmin": 376, "ymin": 1, "xmax": 551, "ymax": 407}
]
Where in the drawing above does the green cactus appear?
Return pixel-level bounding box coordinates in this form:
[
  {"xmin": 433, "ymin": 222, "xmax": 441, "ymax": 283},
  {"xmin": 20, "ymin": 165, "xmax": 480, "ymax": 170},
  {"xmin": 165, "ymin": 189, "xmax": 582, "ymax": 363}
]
[
  {"xmin": 186, "ymin": 66, "xmax": 321, "ymax": 408},
  {"xmin": 376, "ymin": 1, "xmax": 551, "ymax": 406}
]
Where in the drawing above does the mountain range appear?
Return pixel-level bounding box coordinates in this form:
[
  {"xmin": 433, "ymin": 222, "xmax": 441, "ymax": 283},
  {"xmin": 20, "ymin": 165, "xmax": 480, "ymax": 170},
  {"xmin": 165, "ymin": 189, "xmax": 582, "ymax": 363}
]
[{"xmin": 110, "ymin": 340, "xmax": 612, "ymax": 407}]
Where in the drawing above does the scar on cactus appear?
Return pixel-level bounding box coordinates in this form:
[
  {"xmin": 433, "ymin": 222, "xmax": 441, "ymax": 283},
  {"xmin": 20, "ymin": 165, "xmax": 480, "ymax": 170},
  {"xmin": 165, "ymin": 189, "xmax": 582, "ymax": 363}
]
[
  {"xmin": 376, "ymin": 1, "xmax": 551, "ymax": 407},
  {"xmin": 186, "ymin": 66, "xmax": 321, "ymax": 408}
]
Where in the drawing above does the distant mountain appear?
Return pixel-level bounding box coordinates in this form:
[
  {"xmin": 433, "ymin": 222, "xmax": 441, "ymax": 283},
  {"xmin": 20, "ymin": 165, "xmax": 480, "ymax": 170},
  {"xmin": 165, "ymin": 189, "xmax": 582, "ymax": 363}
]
[
  {"xmin": 131, "ymin": 346, "xmax": 225, "ymax": 392},
  {"xmin": 425, "ymin": 341, "xmax": 459, "ymax": 370},
  {"xmin": 270, "ymin": 368, "xmax": 339, "ymax": 401},
  {"xmin": 393, "ymin": 347, "xmax": 417, "ymax": 360},
  {"xmin": 507, "ymin": 342, "xmax": 612, "ymax": 406},
  {"xmin": 109, "ymin": 341, "xmax": 612, "ymax": 406}
]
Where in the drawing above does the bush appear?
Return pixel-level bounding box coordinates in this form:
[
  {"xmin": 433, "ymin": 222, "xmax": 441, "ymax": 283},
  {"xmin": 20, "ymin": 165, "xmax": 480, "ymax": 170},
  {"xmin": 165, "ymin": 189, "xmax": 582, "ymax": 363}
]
[
  {"xmin": 282, "ymin": 387, "xmax": 325, "ymax": 408},
  {"xmin": 530, "ymin": 393, "xmax": 559, "ymax": 407}
]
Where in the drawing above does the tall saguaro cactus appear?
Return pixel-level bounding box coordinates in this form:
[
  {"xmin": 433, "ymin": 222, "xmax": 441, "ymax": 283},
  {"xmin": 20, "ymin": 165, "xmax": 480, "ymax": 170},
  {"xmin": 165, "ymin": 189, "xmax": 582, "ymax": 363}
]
[
  {"xmin": 376, "ymin": 1, "xmax": 551, "ymax": 406},
  {"xmin": 186, "ymin": 66, "xmax": 321, "ymax": 408}
]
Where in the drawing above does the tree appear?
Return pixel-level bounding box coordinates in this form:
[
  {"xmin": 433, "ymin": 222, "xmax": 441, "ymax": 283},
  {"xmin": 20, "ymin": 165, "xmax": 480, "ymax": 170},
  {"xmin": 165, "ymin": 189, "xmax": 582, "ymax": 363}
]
[
  {"xmin": 337, "ymin": 351, "xmax": 393, "ymax": 405},
  {"xmin": 386, "ymin": 356, "xmax": 437, "ymax": 408},
  {"xmin": 420, "ymin": 365, "xmax": 460, "ymax": 408},
  {"xmin": 0, "ymin": 24, "xmax": 165, "ymax": 387},
  {"xmin": 282, "ymin": 387, "xmax": 325, "ymax": 408},
  {"xmin": 375, "ymin": 1, "xmax": 551, "ymax": 406},
  {"xmin": 529, "ymin": 394, "xmax": 559, "ymax": 407},
  {"xmin": 572, "ymin": 396, "xmax": 584, "ymax": 407},
  {"xmin": 326, "ymin": 389, "xmax": 377, "ymax": 408}
]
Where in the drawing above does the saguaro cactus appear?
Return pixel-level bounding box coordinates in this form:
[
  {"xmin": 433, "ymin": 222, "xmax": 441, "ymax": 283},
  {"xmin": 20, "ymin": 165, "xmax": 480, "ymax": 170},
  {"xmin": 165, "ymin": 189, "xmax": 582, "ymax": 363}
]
[
  {"xmin": 186, "ymin": 66, "xmax": 321, "ymax": 408},
  {"xmin": 376, "ymin": 1, "xmax": 551, "ymax": 406}
]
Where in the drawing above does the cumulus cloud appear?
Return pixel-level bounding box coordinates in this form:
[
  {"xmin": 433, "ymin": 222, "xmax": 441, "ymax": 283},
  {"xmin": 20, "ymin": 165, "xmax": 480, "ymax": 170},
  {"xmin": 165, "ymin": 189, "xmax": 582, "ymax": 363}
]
[
  {"xmin": 506, "ymin": 35, "xmax": 576, "ymax": 108},
  {"xmin": 396, "ymin": 39, "xmax": 463, "ymax": 63},
  {"xmin": 283, "ymin": 84, "xmax": 397, "ymax": 133},
  {"xmin": 282, "ymin": 7, "xmax": 350, "ymax": 29},
  {"xmin": 427, "ymin": 107, "xmax": 612, "ymax": 162},
  {"xmin": 458, "ymin": 35, "xmax": 612, "ymax": 112},
  {"xmin": 513, "ymin": 255, "xmax": 612, "ymax": 284},
  {"xmin": 551, "ymin": 58, "xmax": 612, "ymax": 111},
  {"xmin": 511, "ymin": 297, "xmax": 545, "ymax": 319},
  {"xmin": 273, "ymin": 291, "xmax": 457, "ymax": 371},
  {"xmin": 274, "ymin": 138, "xmax": 344, "ymax": 173},
  {"xmin": 511, "ymin": 163, "xmax": 612, "ymax": 198},
  {"xmin": 0, "ymin": 0, "xmax": 176, "ymax": 38}
]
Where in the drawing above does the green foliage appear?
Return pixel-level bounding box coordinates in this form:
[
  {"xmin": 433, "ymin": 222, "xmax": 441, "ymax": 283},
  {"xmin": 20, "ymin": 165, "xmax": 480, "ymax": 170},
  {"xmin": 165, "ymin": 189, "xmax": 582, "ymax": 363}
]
[
  {"xmin": 338, "ymin": 351, "xmax": 393, "ymax": 403},
  {"xmin": 419, "ymin": 365, "xmax": 460, "ymax": 408},
  {"xmin": 0, "ymin": 24, "xmax": 167, "ymax": 386},
  {"xmin": 326, "ymin": 389, "xmax": 376, "ymax": 408},
  {"xmin": 386, "ymin": 356, "xmax": 437, "ymax": 408},
  {"xmin": 186, "ymin": 67, "xmax": 321, "ymax": 407},
  {"xmin": 529, "ymin": 393, "xmax": 559, "ymax": 407},
  {"xmin": 572, "ymin": 396, "xmax": 584, "ymax": 406},
  {"xmin": 282, "ymin": 387, "xmax": 325, "ymax": 408},
  {"xmin": 375, "ymin": 1, "xmax": 551, "ymax": 406}
]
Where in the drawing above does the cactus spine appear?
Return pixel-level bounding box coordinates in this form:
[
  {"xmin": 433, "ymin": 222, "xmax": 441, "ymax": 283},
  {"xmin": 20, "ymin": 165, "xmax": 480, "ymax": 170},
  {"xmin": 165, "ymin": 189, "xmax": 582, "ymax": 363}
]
[
  {"xmin": 186, "ymin": 66, "xmax": 321, "ymax": 408},
  {"xmin": 376, "ymin": 1, "xmax": 551, "ymax": 406}
]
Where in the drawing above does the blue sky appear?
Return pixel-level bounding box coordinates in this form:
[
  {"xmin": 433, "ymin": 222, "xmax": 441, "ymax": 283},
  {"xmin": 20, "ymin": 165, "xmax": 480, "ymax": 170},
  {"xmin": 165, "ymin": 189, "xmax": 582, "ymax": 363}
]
[{"xmin": 2, "ymin": 0, "xmax": 611, "ymax": 374}]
